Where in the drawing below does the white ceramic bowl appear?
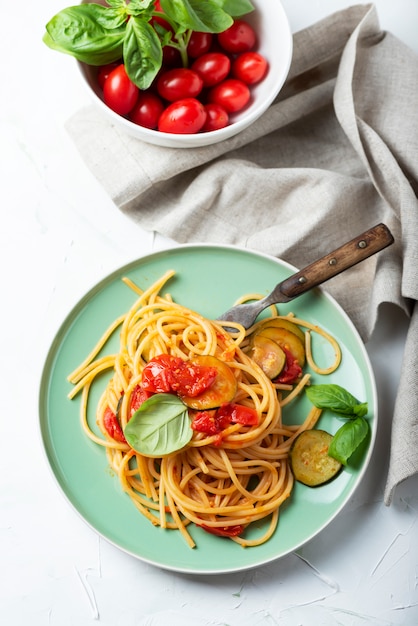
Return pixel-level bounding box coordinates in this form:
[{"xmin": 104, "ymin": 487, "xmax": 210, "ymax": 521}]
[{"xmin": 77, "ymin": 0, "xmax": 293, "ymax": 148}]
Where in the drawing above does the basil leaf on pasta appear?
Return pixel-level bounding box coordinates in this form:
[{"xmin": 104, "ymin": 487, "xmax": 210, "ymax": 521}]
[{"xmin": 124, "ymin": 393, "xmax": 192, "ymax": 456}]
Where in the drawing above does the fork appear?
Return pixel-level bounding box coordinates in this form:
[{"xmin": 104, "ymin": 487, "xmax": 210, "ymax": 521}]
[{"xmin": 217, "ymin": 223, "xmax": 394, "ymax": 329}]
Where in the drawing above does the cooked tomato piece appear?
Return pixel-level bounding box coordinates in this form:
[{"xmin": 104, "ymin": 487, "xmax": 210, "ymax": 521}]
[
  {"xmin": 129, "ymin": 384, "xmax": 154, "ymax": 414},
  {"xmin": 181, "ymin": 355, "xmax": 237, "ymax": 410},
  {"xmin": 141, "ymin": 354, "xmax": 179, "ymax": 392},
  {"xmin": 141, "ymin": 354, "xmax": 217, "ymax": 396},
  {"xmin": 200, "ymin": 523, "xmax": 244, "ymax": 537},
  {"xmin": 103, "ymin": 406, "xmax": 126, "ymax": 443},
  {"xmin": 217, "ymin": 402, "xmax": 259, "ymax": 426},
  {"xmin": 191, "ymin": 402, "xmax": 258, "ymax": 435},
  {"xmin": 274, "ymin": 348, "xmax": 302, "ymax": 384},
  {"xmin": 190, "ymin": 409, "xmax": 230, "ymax": 435}
]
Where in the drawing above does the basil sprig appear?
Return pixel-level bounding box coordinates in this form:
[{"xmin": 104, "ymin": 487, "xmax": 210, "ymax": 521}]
[
  {"xmin": 124, "ymin": 393, "xmax": 192, "ymax": 456},
  {"xmin": 43, "ymin": 0, "xmax": 254, "ymax": 89},
  {"xmin": 306, "ymin": 384, "xmax": 369, "ymax": 465}
]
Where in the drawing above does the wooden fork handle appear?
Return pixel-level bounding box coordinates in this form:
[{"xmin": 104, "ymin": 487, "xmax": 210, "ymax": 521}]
[{"xmin": 277, "ymin": 223, "xmax": 394, "ymax": 300}]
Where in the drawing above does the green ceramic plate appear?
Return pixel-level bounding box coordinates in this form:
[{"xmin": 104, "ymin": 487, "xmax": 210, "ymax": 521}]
[{"xmin": 39, "ymin": 244, "xmax": 377, "ymax": 573}]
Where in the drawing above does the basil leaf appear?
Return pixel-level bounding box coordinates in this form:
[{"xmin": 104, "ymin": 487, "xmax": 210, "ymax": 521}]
[
  {"xmin": 124, "ymin": 16, "xmax": 163, "ymax": 89},
  {"xmin": 161, "ymin": 0, "xmax": 233, "ymax": 33},
  {"xmin": 328, "ymin": 417, "xmax": 369, "ymax": 465},
  {"xmin": 127, "ymin": 0, "xmax": 155, "ymax": 16},
  {"xmin": 43, "ymin": 5, "xmax": 127, "ymax": 65},
  {"xmin": 213, "ymin": 0, "xmax": 255, "ymax": 17},
  {"xmin": 305, "ymin": 384, "xmax": 368, "ymax": 418},
  {"xmin": 124, "ymin": 393, "xmax": 192, "ymax": 456}
]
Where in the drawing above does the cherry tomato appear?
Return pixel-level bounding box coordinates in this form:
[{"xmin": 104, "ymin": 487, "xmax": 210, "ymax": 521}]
[
  {"xmin": 232, "ymin": 51, "xmax": 268, "ymax": 84},
  {"xmin": 218, "ymin": 19, "xmax": 256, "ymax": 53},
  {"xmin": 152, "ymin": 0, "xmax": 172, "ymax": 31},
  {"xmin": 97, "ymin": 62, "xmax": 119, "ymax": 89},
  {"xmin": 158, "ymin": 98, "xmax": 207, "ymax": 134},
  {"xmin": 103, "ymin": 64, "xmax": 138, "ymax": 115},
  {"xmin": 103, "ymin": 407, "xmax": 126, "ymax": 443},
  {"xmin": 191, "ymin": 52, "xmax": 231, "ymax": 87},
  {"xmin": 202, "ymin": 103, "xmax": 229, "ymax": 132},
  {"xmin": 129, "ymin": 91, "xmax": 164, "ymax": 129},
  {"xmin": 157, "ymin": 68, "xmax": 203, "ymax": 102},
  {"xmin": 187, "ymin": 31, "xmax": 213, "ymax": 58},
  {"xmin": 208, "ymin": 78, "xmax": 250, "ymax": 113},
  {"xmin": 162, "ymin": 45, "xmax": 182, "ymax": 67}
]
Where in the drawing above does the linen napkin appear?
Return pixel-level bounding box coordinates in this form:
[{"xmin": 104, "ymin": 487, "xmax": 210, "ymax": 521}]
[{"xmin": 66, "ymin": 4, "xmax": 418, "ymax": 505}]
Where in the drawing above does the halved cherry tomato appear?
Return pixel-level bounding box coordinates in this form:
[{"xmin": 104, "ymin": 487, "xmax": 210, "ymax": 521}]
[
  {"xmin": 158, "ymin": 98, "xmax": 207, "ymax": 134},
  {"xmin": 232, "ymin": 51, "xmax": 268, "ymax": 85},
  {"xmin": 103, "ymin": 406, "xmax": 126, "ymax": 443},
  {"xmin": 202, "ymin": 103, "xmax": 229, "ymax": 132},
  {"xmin": 157, "ymin": 68, "xmax": 203, "ymax": 101},
  {"xmin": 103, "ymin": 64, "xmax": 138, "ymax": 115},
  {"xmin": 141, "ymin": 354, "xmax": 217, "ymax": 396},
  {"xmin": 187, "ymin": 32, "xmax": 213, "ymax": 58},
  {"xmin": 191, "ymin": 52, "xmax": 231, "ymax": 87},
  {"xmin": 208, "ymin": 78, "xmax": 250, "ymax": 113},
  {"xmin": 218, "ymin": 19, "xmax": 256, "ymax": 53},
  {"xmin": 129, "ymin": 92, "xmax": 164, "ymax": 129},
  {"xmin": 199, "ymin": 524, "xmax": 244, "ymax": 537}
]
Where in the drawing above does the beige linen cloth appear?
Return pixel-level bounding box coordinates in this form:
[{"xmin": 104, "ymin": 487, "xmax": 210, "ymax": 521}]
[{"xmin": 66, "ymin": 4, "xmax": 418, "ymax": 505}]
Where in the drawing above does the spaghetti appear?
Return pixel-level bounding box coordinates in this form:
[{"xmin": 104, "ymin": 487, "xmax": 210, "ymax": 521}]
[{"xmin": 67, "ymin": 270, "xmax": 341, "ymax": 548}]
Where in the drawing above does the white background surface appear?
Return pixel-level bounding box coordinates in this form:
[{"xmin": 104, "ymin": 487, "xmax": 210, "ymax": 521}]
[{"xmin": 2, "ymin": 1, "xmax": 418, "ymax": 624}]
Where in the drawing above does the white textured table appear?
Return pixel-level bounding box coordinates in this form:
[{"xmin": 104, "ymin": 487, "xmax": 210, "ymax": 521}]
[{"xmin": 2, "ymin": 1, "xmax": 417, "ymax": 624}]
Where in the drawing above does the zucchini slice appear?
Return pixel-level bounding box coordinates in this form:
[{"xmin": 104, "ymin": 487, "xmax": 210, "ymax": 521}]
[
  {"xmin": 250, "ymin": 334, "xmax": 286, "ymax": 379},
  {"xmin": 257, "ymin": 327, "xmax": 306, "ymax": 367},
  {"xmin": 180, "ymin": 355, "xmax": 237, "ymax": 410},
  {"xmin": 289, "ymin": 430, "xmax": 342, "ymax": 486},
  {"xmin": 258, "ymin": 317, "xmax": 305, "ymax": 342}
]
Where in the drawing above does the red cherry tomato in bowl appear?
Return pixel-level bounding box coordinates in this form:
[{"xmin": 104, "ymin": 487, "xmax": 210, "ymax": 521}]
[
  {"xmin": 191, "ymin": 52, "xmax": 231, "ymax": 87},
  {"xmin": 158, "ymin": 98, "xmax": 207, "ymax": 134},
  {"xmin": 208, "ymin": 78, "xmax": 250, "ymax": 113},
  {"xmin": 97, "ymin": 62, "xmax": 119, "ymax": 89},
  {"xmin": 129, "ymin": 91, "xmax": 164, "ymax": 129},
  {"xmin": 202, "ymin": 103, "xmax": 229, "ymax": 132},
  {"xmin": 157, "ymin": 68, "xmax": 203, "ymax": 102},
  {"xmin": 232, "ymin": 51, "xmax": 268, "ymax": 85},
  {"xmin": 218, "ymin": 19, "xmax": 256, "ymax": 53},
  {"xmin": 103, "ymin": 64, "xmax": 138, "ymax": 115},
  {"xmin": 187, "ymin": 32, "xmax": 213, "ymax": 58}
]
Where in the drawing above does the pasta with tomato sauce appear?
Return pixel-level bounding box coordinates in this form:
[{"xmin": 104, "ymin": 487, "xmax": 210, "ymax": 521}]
[{"xmin": 67, "ymin": 270, "xmax": 341, "ymax": 548}]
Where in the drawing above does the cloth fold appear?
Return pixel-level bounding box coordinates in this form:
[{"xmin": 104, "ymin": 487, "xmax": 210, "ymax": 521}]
[{"xmin": 66, "ymin": 4, "xmax": 418, "ymax": 504}]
